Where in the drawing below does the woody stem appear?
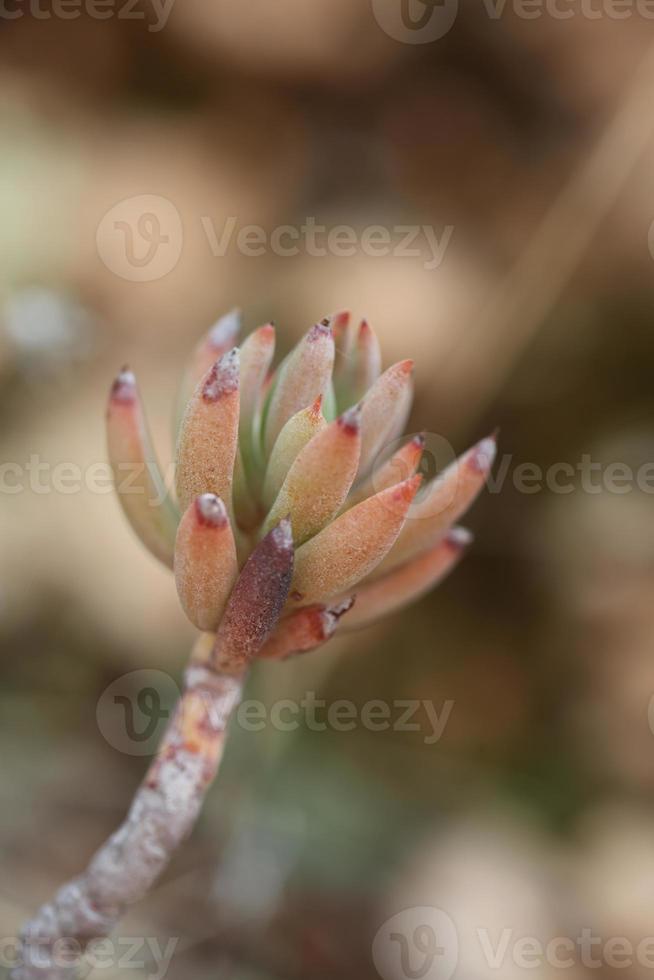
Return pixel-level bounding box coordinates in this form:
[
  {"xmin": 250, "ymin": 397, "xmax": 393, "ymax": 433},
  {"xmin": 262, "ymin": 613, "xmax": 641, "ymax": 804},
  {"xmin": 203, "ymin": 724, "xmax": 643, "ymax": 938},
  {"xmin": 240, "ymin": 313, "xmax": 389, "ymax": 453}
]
[{"xmin": 13, "ymin": 658, "xmax": 246, "ymax": 980}]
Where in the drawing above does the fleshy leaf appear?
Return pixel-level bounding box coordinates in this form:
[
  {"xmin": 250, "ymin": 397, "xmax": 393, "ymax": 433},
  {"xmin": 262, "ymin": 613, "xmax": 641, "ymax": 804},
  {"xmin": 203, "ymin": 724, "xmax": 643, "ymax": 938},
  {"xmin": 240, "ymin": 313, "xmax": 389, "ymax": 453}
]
[
  {"xmin": 175, "ymin": 349, "xmax": 240, "ymax": 514},
  {"xmin": 259, "ymin": 597, "xmax": 355, "ymax": 660},
  {"xmin": 358, "ymin": 359, "xmax": 414, "ymax": 478},
  {"xmin": 334, "ymin": 318, "xmax": 382, "ymax": 410},
  {"xmin": 288, "ymin": 473, "xmax": 421, "ymax": 606},
  {"xmin": 262, "ymin": 396, "xmax": 326, "ymax": 509},
  {"xmin": 339, "ymin": 527, "xmax": 472, "ymax": 631},
  {"xmin": 347, "ymin": 433, "xmax": 424, "ymax": 509},
  {"xmin": 371, "ymin": 434, "xmax": 496, "ymax": 579},
  {"xmin": 212, "ymin": 518, "xmax": 294, "ymax": 674},
  {"xmin": 263, "ymin": 405, "xmax": 361, "ymax": 544},
  {"xmin": 239, "ymin": 323, "xmax": 275, "ymax": 480},
  {"xmin": 263, "ymin": 319, "xmax": 335, "ymax": 454},
  {"xmin": 174, "ymin": 494, "xmax": 238, "ymax": 631},
  {"xmin": 175, "ymin": 309, "xmax": 241, "ymax": 433},
  {"xmin": 107, "ymin": 368, "xmax": 178, "ymax": 568}
]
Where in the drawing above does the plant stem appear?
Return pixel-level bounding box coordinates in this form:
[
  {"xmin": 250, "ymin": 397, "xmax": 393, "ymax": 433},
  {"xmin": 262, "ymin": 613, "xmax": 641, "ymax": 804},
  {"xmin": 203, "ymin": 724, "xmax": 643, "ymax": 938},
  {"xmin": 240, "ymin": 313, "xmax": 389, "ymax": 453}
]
[{"xmin": 13, "ymin": 658, "xmax": 245, "ymax": 980}]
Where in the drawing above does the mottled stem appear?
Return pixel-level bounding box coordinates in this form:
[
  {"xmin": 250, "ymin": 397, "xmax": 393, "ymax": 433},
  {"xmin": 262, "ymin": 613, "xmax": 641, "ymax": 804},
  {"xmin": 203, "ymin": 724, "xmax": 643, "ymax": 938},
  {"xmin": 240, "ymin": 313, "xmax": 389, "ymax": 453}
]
[
  {"xmin": 12, "ymin": 660, "xmax": 245, "ymax": 980},
  {"xmin": 13, "ymin": 519, "xmax": 295, "ymax": 980}
]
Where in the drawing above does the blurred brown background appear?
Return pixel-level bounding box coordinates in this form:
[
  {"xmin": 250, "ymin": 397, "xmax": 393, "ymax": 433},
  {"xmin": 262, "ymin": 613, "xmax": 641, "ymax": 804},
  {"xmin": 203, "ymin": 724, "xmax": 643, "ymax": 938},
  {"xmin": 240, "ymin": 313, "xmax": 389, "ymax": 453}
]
[{"xmin": 2, "ymin": 2, "xmax": 654, "ymax": 978}]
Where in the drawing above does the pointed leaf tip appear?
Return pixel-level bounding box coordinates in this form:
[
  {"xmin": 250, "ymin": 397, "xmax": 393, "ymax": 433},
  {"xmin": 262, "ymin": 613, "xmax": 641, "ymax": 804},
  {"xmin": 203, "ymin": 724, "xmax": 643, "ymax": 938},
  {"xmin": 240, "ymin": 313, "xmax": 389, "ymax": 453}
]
[
  {"xmin": 446, "ymin": 526, "xmax": 474, "ymax": 550},
  {"xmin": 469, "ymin": 434, "xmax": 497, "ymax": 474},
  {"xmin": 110, "ymin": 367, "xmax": 136, "ymax": 403},
  {"xmin": 195, "ymin": 493, "xmax": 228, "ymax": 527},
  {"xmin": 312, "ymin": 317, "xmax": 333, "ymax": 338},
  {"xmin": 338, "ymin": 403, "xmax": 362, "ymax": 435},
  {"xmin": 338, "ymin": 533, "xmax": 467, "ymax": 632},
  {"xmin": 202, "ymin": 348, "xmax": 240, "ymax": 402},
  {"xmin": 264, "ymin": 320, "xmax": 335, "ymax": 452},
  {"xmin": 394, "ymin": 472, "xmax": 422, "ymax": 504},
  {"xmin": 271, "ymin": 515, "xmax": 294, "ymax": 552},
  {"xmin": 208, "ymin": 308, "xmax": 241, "ymax": 349},
  {"xmin": 371, "ymin": 438, "xmax": 492, "ymax": 579},
  {"xmin": 107, "ymin": 370, "xmax": 178, "ymax": 568}
]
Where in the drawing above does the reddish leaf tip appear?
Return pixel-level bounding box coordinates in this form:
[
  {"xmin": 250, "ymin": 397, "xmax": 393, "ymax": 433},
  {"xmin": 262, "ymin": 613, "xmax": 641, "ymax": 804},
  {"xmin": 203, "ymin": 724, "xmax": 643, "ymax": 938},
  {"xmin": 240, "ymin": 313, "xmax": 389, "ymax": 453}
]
[
  {"xmin": 195, "ymin": 493, "xmax": 228, "ymax": 528},
  {"xmin": 338, "ymin": 404, "xmax": 362, "ymax": 435},
  {"xmin": 110, "ymin": 367, "xmax": 136, "ymax": 404},
  {"xmin": 393, "ymin": 473, "xmax": 422, "ymax": 503},
  {"xmin": 398, "ymin": 359, "xmax": 414, "ymax": 376},
  {"xmin": 309, "ymin": 318, "xmax": 333, "ymax": 340},
  {"xmin": 202, "ymin": 348, "xmax": 240, "ymax": 402}
]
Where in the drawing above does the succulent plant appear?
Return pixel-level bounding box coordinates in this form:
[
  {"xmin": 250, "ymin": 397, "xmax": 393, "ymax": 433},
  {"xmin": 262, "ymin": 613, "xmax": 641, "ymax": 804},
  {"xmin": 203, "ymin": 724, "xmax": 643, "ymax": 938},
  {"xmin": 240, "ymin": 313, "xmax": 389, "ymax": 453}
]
[
  {"xmin": 15, "ymin": 309, "xmax": 495, "ymax": 979},
  {"xmin": 108, "ymin": 309, "xmax": 495, "ymax": 648}
]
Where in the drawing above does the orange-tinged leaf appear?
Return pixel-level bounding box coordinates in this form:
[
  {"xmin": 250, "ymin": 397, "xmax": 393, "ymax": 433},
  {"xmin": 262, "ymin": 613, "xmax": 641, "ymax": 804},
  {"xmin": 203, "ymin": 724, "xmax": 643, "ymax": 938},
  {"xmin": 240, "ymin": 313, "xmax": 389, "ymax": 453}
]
[
  {"xmin": 288, "ymin": 473, "xmax": 421, "ymax": 606},
  {"xmin": 371, "ymin": 434, "xmax": 496, "ymax": 579},
  {"xmin": 263, "ymin": 319, "xmax": 334, "ymax": 453},
  {"xmin": 259, "ymin": 597, "xmax": 355, "ymax": 660},
  {"xmin": 347, "ymin": 433, "xmax": 424, "ymax": 509},
  {"xmin": 239, "ymin": 323, "xmax": 275, "ymax": 477},
  {"xmin": 334, "ymin": 317, "xmax": 382, "ymax": 410},
  {"xmin": 262, "ymin": 396, "xmax": 326, "ymax": 509},
  {"xmin": 339, "ymin": 527, "xmax": 472, "ymax": 631},
  {"xmin": 358, "ymin": 359, "xmax": 414, "ymax": 478},
  {"xmin": 263, "ymin": 405, "xmax": 361, "ymax": 543},
  {"xmin": 174, "ymin": 494, "xmax": 238, "ymax": 631},
  {"xmin": 107, "ymin": 368, "xmax": 178, "ymax": 568},
  {"xmin": 175, "ymin": 309, "xmax": 241, "ymax": 429},
  {"xmin": 175, "ymin": 349, "xmax": 240, "ymax": 513}
]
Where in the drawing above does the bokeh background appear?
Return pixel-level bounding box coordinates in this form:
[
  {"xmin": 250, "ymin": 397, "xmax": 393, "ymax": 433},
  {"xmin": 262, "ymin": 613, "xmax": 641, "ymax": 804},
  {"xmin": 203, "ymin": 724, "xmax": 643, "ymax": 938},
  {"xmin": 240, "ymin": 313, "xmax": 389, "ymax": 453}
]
[{"xmin": 2, "ymin": 2, "xmax": 654, "ymax": 978}]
